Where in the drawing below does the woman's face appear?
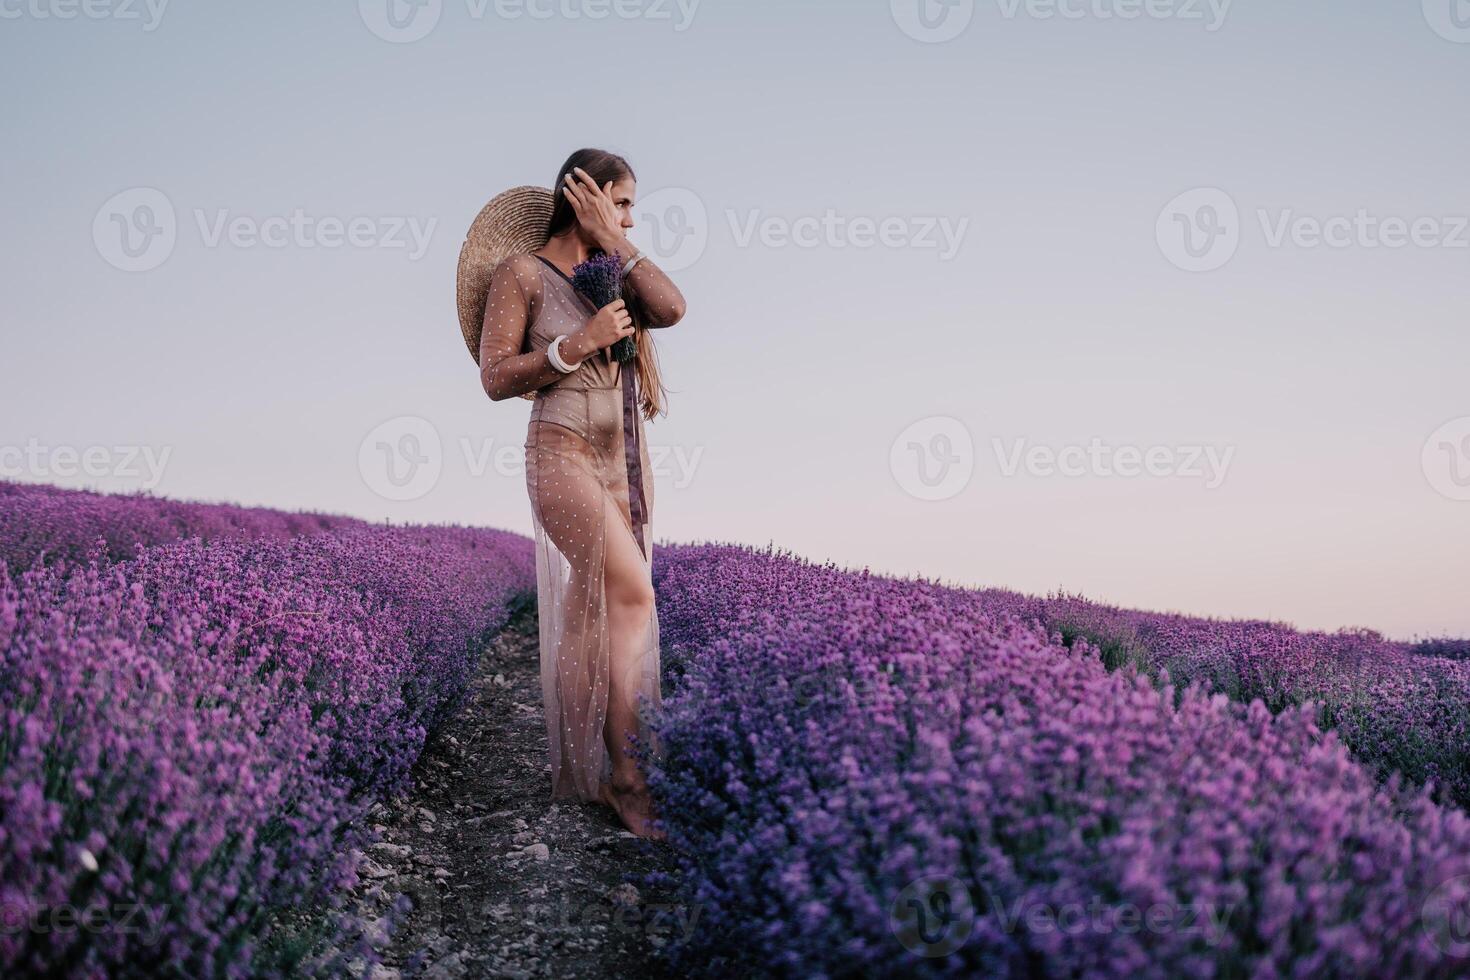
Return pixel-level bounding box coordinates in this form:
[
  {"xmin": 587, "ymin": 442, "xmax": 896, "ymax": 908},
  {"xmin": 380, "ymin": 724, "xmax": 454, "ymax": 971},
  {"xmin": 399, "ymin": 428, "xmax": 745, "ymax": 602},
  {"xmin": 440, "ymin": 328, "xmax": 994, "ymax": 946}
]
[{"xmin": 582, "ymin": 174, "xmax": 637, "ymax": 238}]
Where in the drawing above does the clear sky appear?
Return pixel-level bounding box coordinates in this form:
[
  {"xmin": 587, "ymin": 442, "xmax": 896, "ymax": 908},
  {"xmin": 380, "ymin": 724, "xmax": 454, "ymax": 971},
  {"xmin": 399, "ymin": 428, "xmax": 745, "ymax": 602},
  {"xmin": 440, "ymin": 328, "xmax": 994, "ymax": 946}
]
[{"xmin": 2, "ymin": 1, "xmax": 1467, "ymax": 639}]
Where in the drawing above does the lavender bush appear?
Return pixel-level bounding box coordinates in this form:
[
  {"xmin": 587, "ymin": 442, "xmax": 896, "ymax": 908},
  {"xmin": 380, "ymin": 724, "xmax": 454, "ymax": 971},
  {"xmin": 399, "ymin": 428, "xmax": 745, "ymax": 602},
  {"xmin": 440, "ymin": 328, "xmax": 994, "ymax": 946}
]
[
  {"xmin": 11, "ymin": 479, "xmax": 1470, "ymax": 976},
  {"xmin": 1020, "ymin": 595, "xmax": 1470, "ymax": 810},
  {"xmin": 0, "ymin": 492, "xmax": 534, "ymax": 977},
  {"xmin": 644, "ymin": 543, "xmax": 1470, "ymax": 978},
  {"xmin": 0, "ymin": 480, "xmax": 362, "ymax": 569},
  {"xmin": 1409, "ymin": 638, "xmax": 1470, "ymax": 661}
]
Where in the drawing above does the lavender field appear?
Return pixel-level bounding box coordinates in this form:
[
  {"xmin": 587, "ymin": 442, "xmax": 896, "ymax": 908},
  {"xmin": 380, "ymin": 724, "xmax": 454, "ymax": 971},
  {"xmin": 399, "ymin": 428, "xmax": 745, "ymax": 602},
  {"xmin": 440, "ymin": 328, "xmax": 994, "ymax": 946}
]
[
  {"xmin": 644, "ymin": 546, "xmax": 1470, "ymax": 977},
  {"xmin": 4, "ymin": 481, "xmax": 1470, "ymax": 977},
  {"xmin": 0, "ymin": 481, "xmax": 535, "ymax": 977}
]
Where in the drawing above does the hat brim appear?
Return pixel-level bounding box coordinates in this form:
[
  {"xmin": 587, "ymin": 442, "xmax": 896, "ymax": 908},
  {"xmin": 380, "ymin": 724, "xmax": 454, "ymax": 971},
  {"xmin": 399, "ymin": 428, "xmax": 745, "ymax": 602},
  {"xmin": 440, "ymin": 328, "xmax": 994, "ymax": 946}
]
[{"xmin": 456, "ymin": 185, "xmax": 555, "ymax": 364}]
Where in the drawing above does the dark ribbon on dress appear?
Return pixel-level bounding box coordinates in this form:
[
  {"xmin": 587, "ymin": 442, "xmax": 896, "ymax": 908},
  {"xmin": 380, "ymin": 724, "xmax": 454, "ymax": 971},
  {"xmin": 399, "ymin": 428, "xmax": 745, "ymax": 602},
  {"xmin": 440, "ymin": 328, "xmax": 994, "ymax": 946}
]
[{"xmin": 620, "ymin": 363, "xmax": 648, "ymax": 560}]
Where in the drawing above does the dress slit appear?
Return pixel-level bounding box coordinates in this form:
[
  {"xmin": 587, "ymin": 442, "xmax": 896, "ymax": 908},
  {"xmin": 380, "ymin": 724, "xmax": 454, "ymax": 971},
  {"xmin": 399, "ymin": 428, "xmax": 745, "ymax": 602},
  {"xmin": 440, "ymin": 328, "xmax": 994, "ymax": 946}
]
[{"xmin": 522, "ymin": 344, "xmax": 662, "ymax": 800}]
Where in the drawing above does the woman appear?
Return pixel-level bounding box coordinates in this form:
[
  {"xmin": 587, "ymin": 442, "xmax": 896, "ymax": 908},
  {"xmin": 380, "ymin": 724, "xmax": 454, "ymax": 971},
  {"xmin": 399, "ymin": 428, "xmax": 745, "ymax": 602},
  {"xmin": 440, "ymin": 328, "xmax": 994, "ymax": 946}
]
[{"xmin": 476, "ymin": 149, "xmax": 686, "ymax": 839}]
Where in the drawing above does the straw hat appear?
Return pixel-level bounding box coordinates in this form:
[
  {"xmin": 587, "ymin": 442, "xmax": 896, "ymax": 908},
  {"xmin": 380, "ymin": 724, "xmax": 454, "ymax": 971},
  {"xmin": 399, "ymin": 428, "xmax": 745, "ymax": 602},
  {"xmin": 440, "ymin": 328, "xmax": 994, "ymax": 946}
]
[{"xmin": 456, "ymin": 185, "xmax": 555, "ymax": 364}]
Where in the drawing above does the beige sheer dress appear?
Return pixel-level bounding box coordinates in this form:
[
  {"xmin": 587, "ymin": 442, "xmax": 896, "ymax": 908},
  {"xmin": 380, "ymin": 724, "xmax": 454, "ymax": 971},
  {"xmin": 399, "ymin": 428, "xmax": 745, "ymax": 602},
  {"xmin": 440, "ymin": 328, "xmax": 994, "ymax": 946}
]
[{"xmin": 477, "ymin": 252, "xmax": 663, "ymax": 802}]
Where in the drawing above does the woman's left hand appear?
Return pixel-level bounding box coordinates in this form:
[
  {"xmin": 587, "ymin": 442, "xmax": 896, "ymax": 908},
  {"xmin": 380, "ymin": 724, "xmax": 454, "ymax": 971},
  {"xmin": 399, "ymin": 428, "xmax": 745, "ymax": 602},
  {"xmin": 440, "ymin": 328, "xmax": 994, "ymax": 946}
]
[{"xmin": 561, "ymin": 167, "xmax": 626, "ymax": 252}]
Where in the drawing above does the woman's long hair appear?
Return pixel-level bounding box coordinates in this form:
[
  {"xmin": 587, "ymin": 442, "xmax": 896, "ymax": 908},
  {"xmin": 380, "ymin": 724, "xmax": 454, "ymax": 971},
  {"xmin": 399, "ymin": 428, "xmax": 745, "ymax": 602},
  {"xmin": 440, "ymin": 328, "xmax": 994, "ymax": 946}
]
[{"xmin": 547, "ymin": 148, "xmax": 669, "ymax": 421}]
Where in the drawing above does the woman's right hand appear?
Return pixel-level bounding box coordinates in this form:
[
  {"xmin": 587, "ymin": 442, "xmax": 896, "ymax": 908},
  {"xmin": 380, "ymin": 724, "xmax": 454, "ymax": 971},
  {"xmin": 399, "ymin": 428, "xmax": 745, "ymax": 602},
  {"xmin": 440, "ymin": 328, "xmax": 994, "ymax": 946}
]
[{"xmin": 570, "ymin": 299, "xmax": 635, "ymax": 358}]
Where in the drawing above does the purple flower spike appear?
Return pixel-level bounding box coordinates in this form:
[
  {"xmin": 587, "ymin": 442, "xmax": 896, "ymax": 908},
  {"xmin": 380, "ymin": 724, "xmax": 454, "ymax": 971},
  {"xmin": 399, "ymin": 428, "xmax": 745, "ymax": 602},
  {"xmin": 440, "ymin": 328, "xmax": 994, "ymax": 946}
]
[{"xmin": 571, "ymin": 251, "xmax": 637, "ymax": 363}]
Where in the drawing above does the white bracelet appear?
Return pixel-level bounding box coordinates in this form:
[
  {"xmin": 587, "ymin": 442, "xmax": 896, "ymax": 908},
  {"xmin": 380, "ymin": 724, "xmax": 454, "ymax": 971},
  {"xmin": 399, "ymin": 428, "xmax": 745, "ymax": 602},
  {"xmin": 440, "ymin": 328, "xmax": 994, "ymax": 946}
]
[
  {"xmin": 621, "ymin": 250, "xmax": 646, "ymax": 277},
  {"xmin": 547, "ymin": 334, "xmax": 582, "ymax": 373}
]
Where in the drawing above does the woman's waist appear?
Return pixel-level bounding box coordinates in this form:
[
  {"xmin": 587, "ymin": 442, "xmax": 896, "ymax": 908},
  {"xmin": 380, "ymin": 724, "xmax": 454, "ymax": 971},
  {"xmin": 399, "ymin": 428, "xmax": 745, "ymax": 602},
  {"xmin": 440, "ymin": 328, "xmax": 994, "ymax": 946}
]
[
  {"xmin": 538, "ymin": 379, "xmax": 621, "ymax": 391},
  {"xmin": 529, "ymin": 382, "xmax": 630, "ymax": 441},
  {"xmin": 534, "ymin": 378, "xmax": 623, "ymax": 400}
]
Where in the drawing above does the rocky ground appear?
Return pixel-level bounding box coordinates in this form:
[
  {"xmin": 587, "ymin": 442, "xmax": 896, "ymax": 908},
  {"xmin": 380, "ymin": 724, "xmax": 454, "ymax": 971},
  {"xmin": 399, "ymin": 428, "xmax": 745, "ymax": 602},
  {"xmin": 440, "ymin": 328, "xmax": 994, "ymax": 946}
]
[{"xmin": 338, "ymin": 601, "xmax": 691, "ymax": 979}]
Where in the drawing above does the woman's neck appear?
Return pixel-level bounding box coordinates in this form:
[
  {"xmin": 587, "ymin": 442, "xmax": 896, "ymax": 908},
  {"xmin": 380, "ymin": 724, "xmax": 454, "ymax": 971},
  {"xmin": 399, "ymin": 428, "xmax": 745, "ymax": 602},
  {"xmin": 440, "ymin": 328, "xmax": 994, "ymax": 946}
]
[{"xmin": 535, "ymin": 232, "xmax": 594, "ymax": 268}]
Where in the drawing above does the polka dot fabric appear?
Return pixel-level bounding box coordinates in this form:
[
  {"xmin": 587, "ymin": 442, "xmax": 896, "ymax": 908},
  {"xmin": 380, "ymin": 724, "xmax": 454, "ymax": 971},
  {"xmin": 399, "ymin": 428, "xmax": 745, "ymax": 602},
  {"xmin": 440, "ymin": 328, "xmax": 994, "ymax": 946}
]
[{"xmin": 478, "ymin": 253, "xmax": 662, "ymax": 802}]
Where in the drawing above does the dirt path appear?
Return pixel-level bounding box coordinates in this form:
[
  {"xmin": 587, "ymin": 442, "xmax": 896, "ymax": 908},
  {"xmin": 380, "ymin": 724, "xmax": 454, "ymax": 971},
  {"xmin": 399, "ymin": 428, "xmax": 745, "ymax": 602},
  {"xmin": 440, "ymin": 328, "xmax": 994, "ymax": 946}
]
[{"xmin": 342, "ymin": 599, "xmax": 687, "ymax": 979}]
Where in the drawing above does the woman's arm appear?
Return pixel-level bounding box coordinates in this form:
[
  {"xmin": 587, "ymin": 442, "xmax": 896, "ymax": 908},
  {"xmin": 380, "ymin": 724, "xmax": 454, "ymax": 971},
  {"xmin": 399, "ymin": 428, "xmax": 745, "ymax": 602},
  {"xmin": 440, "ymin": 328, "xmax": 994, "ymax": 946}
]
[
  {"xmin": 479, "ymin": 255, "xmax": 595, "ymax": 401},
  {"xmin": 558, "ymin": 167, "xmax": 687, "ymax": 329},
  {"xmin": 620, "ymin": 252, "xmax": 687, "ymax": 329}
]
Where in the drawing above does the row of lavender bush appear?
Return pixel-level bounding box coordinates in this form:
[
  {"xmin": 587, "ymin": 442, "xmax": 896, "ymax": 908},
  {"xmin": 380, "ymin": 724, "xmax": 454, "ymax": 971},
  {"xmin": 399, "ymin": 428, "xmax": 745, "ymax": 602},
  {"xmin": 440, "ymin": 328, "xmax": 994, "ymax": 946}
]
[
  {"xmin": 644, "ymin": 544, "xmax": 1470, "ymax": 978},
  {"xmin": 1012, "ymin": 593, "xmax": 1470, "ymax": 810},
  {"xmin": 1, "ymin": 484, "xmax": 535, "ymax": 977},
  {"xmin": 0, "ymin": 480, "xmax": 362, "ymax": 569}
]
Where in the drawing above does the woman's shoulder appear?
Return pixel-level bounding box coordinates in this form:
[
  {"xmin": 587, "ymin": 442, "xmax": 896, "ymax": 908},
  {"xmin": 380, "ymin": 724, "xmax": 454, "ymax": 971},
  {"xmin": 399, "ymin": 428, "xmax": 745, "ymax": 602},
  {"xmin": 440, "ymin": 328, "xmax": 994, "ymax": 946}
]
[{"xmin": 492, "ymin": 252, "xmax": 545, "ymax": 286}]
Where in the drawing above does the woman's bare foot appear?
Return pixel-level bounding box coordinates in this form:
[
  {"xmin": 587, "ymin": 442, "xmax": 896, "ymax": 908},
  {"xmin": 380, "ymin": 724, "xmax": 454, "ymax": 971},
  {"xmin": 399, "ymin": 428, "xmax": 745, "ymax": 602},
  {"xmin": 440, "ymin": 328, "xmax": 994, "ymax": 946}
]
[{"xmin": 600, "ymin": 776, "xmax": 666, "ymax": 841}]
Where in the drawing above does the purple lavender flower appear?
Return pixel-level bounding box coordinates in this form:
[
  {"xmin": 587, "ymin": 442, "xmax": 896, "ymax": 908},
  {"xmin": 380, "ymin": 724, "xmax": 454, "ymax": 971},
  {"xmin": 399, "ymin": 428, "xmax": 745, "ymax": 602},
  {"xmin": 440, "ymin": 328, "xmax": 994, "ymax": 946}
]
[
  {"xmin": 0, "ymin": 480, "xmax": 534, "ymax": 976},
  {"xmin": 643, "ymin": 542, "xmax": 1470, "ymax": 977},
  {"xmin": 571, "ymin": 251, "xmax": 637, "ymax": 363},
  {"xmin": 9, "ymin": 479, "xmax": 1470, "ymax": 977}
]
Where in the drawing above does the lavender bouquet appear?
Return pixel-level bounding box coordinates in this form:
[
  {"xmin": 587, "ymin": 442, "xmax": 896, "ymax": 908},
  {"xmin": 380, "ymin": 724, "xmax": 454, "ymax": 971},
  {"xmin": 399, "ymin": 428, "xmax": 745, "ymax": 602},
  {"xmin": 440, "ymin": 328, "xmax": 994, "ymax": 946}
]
[{"xmin": 570, "ymin": 251, "xmax": 637, "ymax": 363}]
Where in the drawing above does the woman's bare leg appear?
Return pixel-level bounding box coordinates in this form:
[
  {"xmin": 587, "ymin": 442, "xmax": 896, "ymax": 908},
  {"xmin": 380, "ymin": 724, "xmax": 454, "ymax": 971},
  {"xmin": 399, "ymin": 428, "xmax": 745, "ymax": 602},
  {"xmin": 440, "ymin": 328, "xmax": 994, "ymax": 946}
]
[
  {"xmin": 598, "ymin": 493, "xmax": 663, "ymax": 839},
  {"xmin": 525, "ymin": 421, "xmax": 615, "ymax": 801}
]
